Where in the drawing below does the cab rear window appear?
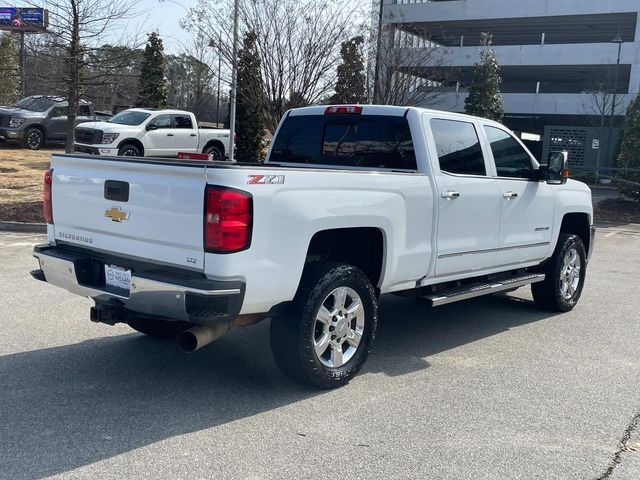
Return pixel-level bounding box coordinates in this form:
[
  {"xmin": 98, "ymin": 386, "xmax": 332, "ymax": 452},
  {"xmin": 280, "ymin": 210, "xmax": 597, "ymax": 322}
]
[{"xmin": 270, "ymin": 114, "xmax": 417, "ymax": 170}]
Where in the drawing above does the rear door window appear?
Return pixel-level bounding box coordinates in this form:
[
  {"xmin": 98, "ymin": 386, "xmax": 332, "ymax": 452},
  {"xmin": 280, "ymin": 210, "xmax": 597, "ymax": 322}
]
[
  {"xmin": 270, "ymin": 114, "xmax": 417, "ymax": 170},
  {"xmin": 430, "ymin": 118, "xmax": 486, "ymax": 176},
  {"xmin": 77, "ymin": 105, "xmax": 91, "ymax": 116},
  {"xmin": 149, "ymin": 115, "xmax": 172, "ymax": 129},
  {"xmin": 174, "ymin": 115, "xmax": 193, "ymax": 129}
]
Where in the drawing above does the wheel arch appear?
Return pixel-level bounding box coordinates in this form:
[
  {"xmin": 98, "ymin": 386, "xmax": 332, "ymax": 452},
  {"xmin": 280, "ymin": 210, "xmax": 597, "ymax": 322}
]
[
  {"xmin": 202, "ymin": 139, "xmax": 225, "ymax": 157},
  {"xmin": 117, "ymin": 138, "xmax": 145, "ymax": 156},
  {"xmin": 304, "ymin": 227, "xmax": 386, "ymax": 291},
  {"xmin": 25, "ymin": 123, "xmax": 47, "ymax": 139},
  {"xmin": 559, "ymin": 212, "xmax": 592, "ymax": 256}
]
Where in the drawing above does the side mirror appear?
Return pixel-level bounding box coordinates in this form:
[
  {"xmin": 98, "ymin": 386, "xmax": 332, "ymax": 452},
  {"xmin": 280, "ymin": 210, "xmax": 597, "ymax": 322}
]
[
  {"xmin": 545, "ymin": 151, "xmax": 569, "ymax": 185},
  {"xmin": 146, "ymin": 123, "xmax": 157, "ymax": 131}
]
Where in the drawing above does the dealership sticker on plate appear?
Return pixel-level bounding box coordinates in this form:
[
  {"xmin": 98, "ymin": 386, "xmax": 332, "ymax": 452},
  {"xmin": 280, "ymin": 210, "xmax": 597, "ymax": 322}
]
[{"xmin": 104, "ymin": 264, "xmax": 131, "ymax": 295}]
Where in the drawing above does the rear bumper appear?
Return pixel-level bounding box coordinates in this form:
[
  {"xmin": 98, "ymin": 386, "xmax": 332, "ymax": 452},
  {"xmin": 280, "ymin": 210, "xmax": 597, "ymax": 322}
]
[{"xmin": 32, "ymin": 244, "xmax": 245, "ymax": 325}]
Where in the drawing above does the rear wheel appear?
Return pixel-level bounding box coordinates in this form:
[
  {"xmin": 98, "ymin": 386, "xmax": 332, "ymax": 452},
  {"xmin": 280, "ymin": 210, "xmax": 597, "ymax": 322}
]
[
  {"xmin": 532, "ymin": 233, "xmax": 587, "ymax": 312},
  {"xmin": 23, "ymin": 128, "xmax": 44, "ymax": 150},
  {"xmin": 127, "ymin": 316, "xmax": 193, "ymax": 339},
  {"xmin": 203, "ymin": 144, "xmax": 223, "ymax": 161},
  {"xmin": 270, "ymin": 262, "xmax": 378, "ymax": 389},
  {"xmin": 118, "ymin": 143, "xmax": 141, "ymax": 157}
]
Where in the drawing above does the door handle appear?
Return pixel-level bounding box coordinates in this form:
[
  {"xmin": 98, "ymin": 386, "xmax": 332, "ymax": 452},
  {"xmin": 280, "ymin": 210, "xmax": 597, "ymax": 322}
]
[
  {"xmin": 190, "ymin": 133, "xmax": 197, "ymax": 137},
  {"xmin": 441, "ymin": 191, "xmax": 460, "ymax": 199},
  {"xmin": 167, "ymin": 133, "xmax": 174, "ymax": 137},
  {"xmin": 503, "ymin": 191, "xmax": 518, "ymax": 199}
]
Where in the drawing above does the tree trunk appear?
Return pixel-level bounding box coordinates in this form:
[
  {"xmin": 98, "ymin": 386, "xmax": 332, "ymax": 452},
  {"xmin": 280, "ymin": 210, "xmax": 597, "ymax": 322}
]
[{"xmin": 65, "ymin": 1, "xmax": 80, "ymax": 154}]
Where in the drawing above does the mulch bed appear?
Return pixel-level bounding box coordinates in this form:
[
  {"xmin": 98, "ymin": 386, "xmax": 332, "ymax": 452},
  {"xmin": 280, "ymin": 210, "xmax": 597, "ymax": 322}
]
[
  {"xmin": 1, "ymin": 198, "xmax": 639, "ymax": 226},
  {"xmin": 594, "ymin": 199, "xmax": 640, "ymax": 225},
  {"xmin": 0, "ymin": 201, "xmax": 44, "ymax": 223}
]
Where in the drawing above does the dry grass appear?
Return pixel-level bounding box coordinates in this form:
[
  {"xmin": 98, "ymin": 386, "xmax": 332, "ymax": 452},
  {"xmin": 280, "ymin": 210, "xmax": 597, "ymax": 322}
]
[
  {"xmin": 0, "ymin": 145, "xmax": 61, "ymax": 205},
  {"xmin": 0, "ymin": 144, "xmax": 63, "ymax": 222}
]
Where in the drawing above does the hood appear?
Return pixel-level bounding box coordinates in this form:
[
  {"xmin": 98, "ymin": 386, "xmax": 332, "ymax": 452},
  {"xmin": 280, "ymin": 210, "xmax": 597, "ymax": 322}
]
[
  {"xmin": 0, "ymin": 106, "xmax": 45, "ymax": 117},
  {"xmin": 75, "ymin": 121, "xmax": 138, "ymax": 133}
]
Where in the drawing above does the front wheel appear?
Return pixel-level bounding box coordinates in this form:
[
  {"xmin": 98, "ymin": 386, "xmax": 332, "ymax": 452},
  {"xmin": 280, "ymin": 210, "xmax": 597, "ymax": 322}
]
[
  {"xmin": 532, "ymin": 233, "xmax": 587, "ymax": 312},
  {"xmin": 270, "ymin": 262, "xmax": 378, "ymax": 389},
  {"xmin": 23, "ymin": 128, "xmax": 44, "ymax": 150},
  {"xmin": 118, "ymin": 143, "xmax": 141, "ymax": 157}
]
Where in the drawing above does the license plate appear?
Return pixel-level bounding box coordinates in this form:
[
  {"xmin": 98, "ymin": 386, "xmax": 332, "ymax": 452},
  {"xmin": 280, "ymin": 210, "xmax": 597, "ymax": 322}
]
[{"xmin": 104, "ymin": 264, "xmax": 131, "ymax": 296}]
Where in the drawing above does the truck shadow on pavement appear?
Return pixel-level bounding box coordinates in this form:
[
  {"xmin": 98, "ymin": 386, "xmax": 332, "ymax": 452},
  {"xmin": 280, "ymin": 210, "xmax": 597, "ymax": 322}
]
[{"xmin": 0, "ymin": 293, "xmax": 559, "ymax": 479}]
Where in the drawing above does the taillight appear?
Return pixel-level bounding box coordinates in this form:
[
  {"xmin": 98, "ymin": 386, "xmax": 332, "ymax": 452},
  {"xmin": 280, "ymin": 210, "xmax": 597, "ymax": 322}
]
[
  {"xmin": 43, "ymin": 169, "xmax": 53, "ymax": 224},
  {"xmin": 204, "ymin": 186, "xmax": 252, "ymax": 253},
  {"xmin": 325, "ymin": 105, "xmax": 363, "ymax": 115}
]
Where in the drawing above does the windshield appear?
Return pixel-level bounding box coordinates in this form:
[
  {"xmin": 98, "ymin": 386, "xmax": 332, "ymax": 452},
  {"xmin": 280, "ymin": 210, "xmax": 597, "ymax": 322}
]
[
  {"xmin": 12, "ymin": 96, "xmax": 59, "ymax": 112},
  {"xmin": 108, "ymin": 111, "xmax": 151, "ymax": 126}
]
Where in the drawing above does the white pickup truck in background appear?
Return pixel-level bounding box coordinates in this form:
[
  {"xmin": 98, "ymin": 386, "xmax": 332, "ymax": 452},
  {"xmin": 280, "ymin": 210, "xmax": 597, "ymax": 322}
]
[
  {"xmin": 73, "ymin": 108, "xmax": 232, "ymax": 160},
  {"xmin": 33, "ymin": 104, "xmax": 594, "ymax": 389}
]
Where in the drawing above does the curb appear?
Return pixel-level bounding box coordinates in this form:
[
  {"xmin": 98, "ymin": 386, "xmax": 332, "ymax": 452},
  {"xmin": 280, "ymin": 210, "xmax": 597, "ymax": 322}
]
[{"xmin": 0, "ymin": 221, "xmax": 47, "ymax": 233}]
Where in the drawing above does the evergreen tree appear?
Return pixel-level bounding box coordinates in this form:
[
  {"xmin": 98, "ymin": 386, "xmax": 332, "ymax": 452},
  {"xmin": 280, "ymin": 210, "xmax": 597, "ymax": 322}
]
[
  {"xmin": 236, "ymin": 31, "xmax": 264, "ymax": 162},
  {"xmin": 330, "ymin": 35, "xmax": 366, "ymax": 105},
  {"xmin": 465, "ymin": 33, "xmax": 504, "ymax": 122},
  {"xmin": 0, "ymin": 34, "xmax": 19, "ymax": 105},
  {"xmin": 616, "ymin": 94, "xmax": 640, "ymax": 200},
  {"xmin": 136, "ymin": 32, "xmax": 168, "ymax": 108}
]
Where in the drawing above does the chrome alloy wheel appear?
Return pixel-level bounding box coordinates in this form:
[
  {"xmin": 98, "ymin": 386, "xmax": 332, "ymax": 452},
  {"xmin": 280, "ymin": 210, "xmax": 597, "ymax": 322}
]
[
  {"xmin": 560, "ymin": 247, "xmax": 582, "ymax": 300},
  {"xmin": 313, "ymin": 287, "xmax": 365, "ymax": 368}
]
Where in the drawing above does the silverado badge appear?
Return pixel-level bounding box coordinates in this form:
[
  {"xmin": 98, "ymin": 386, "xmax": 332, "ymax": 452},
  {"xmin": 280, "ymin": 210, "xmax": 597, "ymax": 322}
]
[{"xmin": 104, "ymin": 207, "xmax": 130, "ymax": 222}]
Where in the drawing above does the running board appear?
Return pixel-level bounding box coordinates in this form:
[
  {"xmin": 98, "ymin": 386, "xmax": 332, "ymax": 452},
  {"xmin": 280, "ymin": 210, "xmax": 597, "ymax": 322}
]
[{"xmin": 422, "ymin": 273, "xmax": 545, "ymax": 307}]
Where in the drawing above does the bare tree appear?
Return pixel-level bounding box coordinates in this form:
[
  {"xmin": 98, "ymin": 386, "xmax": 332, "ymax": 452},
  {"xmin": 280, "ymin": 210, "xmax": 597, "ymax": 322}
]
[
  {"xmin": 183, "ymin": 0, "xmax": 365, "ymax": 133},
  {"xmin": 371, "ymin": 11, "xmax": 452, "ymax": 106},
  {"xmin": 582, "ymin": 80, "xmax": 626, "ymax": 128},
  {"xmin": 27, "ymin": 0, "xmax": 143, "ymax": 151}
]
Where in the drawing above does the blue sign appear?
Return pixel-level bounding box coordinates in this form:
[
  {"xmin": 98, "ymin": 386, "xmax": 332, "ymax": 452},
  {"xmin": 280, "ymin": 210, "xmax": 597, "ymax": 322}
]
[{"xmin": 0, "ymin": 7, "xmax": 47, "ymax": 31}]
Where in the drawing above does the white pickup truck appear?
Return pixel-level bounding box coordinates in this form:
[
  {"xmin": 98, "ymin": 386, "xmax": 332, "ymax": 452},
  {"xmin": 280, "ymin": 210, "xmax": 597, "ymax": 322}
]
[
  {"xmin": 33, "ymin": 105, "xmax": 594, "ymax": 389},
  {"xmin": 73, "ymin": 108, "xmax": 232, "ymax": 160}
]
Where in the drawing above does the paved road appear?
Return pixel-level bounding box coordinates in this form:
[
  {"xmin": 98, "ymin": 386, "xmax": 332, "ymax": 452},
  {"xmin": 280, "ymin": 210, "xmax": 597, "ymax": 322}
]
[{"xmin": 1, "ymin": 229, "xmax": 639, "ymax": 480}]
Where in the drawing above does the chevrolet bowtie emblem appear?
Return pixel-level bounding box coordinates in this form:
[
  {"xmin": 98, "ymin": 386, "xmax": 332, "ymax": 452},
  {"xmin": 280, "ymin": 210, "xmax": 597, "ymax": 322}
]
[{"xmin": 104, "ymin": 207, "xmax": 130, "ymax": 222}]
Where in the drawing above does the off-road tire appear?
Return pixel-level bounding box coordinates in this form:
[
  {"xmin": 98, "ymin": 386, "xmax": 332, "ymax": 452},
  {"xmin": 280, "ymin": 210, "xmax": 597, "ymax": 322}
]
[
  {"xmin": 127, "ymin": 316, "xmax": 193, "ymax": 339},
  {"xmin": 532, "ymin": 233, "xmax": 587, "ymax": 312},
  {"xmin": 270, "ymin": 261, "xmax": 378, "ymax": 389}
]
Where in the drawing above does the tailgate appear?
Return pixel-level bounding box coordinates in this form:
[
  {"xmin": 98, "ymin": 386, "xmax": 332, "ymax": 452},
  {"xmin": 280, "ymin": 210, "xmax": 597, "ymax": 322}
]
[{"xmin": 49, "ymin": 155, "xmax": 207, "ymax": 271}]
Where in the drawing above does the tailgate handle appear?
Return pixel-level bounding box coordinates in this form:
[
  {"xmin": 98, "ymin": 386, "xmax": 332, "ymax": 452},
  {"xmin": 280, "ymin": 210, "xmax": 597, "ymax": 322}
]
[{"xmin": 104, "ymin": 180, "xmax": 130, "ymax": 202}]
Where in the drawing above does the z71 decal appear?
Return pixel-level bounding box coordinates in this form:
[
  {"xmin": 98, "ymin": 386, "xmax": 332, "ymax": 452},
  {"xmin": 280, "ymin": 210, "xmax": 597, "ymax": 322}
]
[{"xmin": 247, "ymin": 175, "xmax": 285, "ymax": 185}]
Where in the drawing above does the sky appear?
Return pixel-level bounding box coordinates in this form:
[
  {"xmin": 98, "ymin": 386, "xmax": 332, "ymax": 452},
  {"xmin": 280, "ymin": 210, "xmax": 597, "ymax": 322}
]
[
  {"xmin": 9, "ymin": 0, "xmax": 196, "ymax": 53},
  {"xmin": 11, "ymin": 0, "xmax": 368, "ymax": 53},
  {"xmin": 140, "ymin": 0, "xmax": 197, "ymax": 53}
]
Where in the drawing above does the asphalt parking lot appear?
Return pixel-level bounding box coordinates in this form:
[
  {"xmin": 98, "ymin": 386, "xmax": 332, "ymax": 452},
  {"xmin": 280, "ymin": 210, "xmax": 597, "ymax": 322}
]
[{"xmin": 1, "ymin": 227, "xmax": 639, "ymax": 480}]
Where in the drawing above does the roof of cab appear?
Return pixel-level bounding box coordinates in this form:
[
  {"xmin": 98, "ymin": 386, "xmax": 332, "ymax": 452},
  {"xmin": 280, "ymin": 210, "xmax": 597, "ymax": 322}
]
[
  {"xmin": 287, "ymin": 104, "xmax": 506, "ymax": 128},
  {"xmin": 124, "ymin": 107, "xmax": 192, "ymax": 115}
]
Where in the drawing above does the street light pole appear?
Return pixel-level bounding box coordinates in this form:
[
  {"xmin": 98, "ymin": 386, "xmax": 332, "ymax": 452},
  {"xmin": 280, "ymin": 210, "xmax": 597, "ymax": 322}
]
[
  {"xmin": 216, "ymin": 33, "xmax": 222, "ymax": 127},
  {"xmin": 602, "ymin": 31, "xmax": 624, "ymax": 182},
  {"xmin": 228, "ymin": 0, "xmax": 240, "ymax": 162}
]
